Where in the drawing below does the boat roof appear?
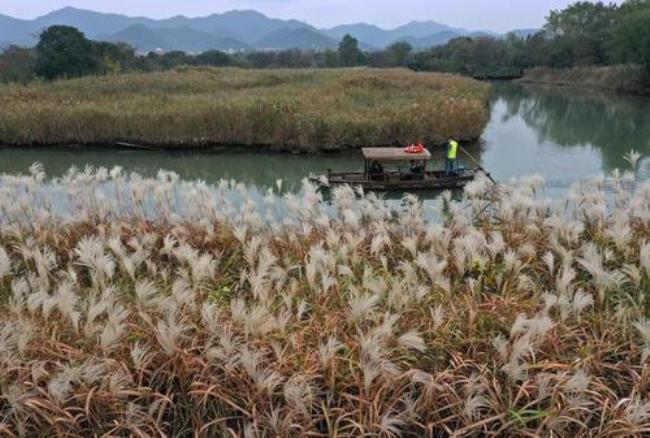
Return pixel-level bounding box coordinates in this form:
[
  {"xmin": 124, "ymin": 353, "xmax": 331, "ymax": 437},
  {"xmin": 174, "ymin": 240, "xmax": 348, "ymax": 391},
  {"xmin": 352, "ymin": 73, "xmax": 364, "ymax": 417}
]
[{"xmin": 362, "ymin": 147, "xmax": 431, "ymax": 162}]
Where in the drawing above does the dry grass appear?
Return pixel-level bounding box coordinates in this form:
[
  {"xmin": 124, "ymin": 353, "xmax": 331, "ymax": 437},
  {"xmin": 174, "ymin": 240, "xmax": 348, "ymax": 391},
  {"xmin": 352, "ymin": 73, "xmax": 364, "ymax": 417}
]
[
  {"xmin": 0, "ymin": 159, "xmax": 649, "ymax": 436},
  {"xmin": 520, "ymin": 65, "xmax": 650, "ymax": 95},
  {"xmin": 0, "ymin": 67, "xmax": 490, "ymax": 151}
]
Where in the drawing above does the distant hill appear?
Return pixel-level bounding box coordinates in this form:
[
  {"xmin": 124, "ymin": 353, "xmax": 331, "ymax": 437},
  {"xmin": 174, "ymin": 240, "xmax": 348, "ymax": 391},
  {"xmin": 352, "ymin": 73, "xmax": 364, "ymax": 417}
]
[
  {"xmin": 257, "ymin": 27, "xmax": 338, "ymax": 51},
  {"xmin": 393, "ymin": 31, "xmax": 464, "ymax": 50},
  {"xmin": 0, "ymin": 14, "xmax": 37, "ymax": 46},
  {"xmin": 101, "ymin": 25, "xmax": 250, "ymax": 53},
  {"xmin": 324, "ymin": 23, "xmax": 394, "ymax": 48},
  {"xmin": 0, "ymin": 7, "xmax": 539, "ymax": 53},
  {"xmin": 323, "ymin": 20, "xmax": 463, "ymax": 48}
]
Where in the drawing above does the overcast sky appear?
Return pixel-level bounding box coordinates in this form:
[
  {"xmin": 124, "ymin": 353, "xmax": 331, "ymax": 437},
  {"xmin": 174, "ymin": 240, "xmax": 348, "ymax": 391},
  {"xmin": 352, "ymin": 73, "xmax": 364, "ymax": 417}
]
[{"xmin": 0, "ymin": 1, "xmax": 614, "ymax": 32}]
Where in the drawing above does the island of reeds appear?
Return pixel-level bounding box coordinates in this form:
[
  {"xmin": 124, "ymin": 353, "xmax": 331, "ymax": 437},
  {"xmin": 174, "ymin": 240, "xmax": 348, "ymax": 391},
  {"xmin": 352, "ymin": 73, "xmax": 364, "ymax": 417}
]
[
  {"xmin": 0, "ymin": 68, "xmax": 490, "ymax": 151},
  {"xmin": 0, "ymin": 159, "xmax": 650, "ymax": 436}
]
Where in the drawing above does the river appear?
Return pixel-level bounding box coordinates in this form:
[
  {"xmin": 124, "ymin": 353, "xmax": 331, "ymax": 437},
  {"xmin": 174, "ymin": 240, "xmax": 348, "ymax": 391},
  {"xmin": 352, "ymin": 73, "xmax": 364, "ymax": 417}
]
[{"xmin": 1, "ymin": 82, "xmax": 649, "ymax": 196}]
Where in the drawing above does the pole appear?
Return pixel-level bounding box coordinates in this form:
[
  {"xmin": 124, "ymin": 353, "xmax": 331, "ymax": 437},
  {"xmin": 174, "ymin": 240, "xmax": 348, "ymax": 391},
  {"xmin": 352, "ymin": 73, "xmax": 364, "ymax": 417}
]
[{"xmin": 457, "ymin": 144, "xmax": 497, "ymax": 185}]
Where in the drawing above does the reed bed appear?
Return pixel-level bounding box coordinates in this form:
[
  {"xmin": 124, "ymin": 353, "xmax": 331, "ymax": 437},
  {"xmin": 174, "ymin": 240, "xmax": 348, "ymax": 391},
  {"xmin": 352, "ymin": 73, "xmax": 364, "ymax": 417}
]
[
  {"xmin": 1, "ymin": 157, "xmax": 650, "ymax": 436},
  {"xmin": 0, "ymin": 68, "xmax": 490, "ymax": 151}
]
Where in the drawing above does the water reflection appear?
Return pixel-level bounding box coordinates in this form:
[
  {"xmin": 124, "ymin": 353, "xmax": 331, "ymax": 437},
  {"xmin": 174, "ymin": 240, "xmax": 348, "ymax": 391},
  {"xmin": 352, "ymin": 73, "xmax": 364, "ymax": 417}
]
[{"xmin": 491, "ymin": 82, "xmax": 650, "ymax": 171}]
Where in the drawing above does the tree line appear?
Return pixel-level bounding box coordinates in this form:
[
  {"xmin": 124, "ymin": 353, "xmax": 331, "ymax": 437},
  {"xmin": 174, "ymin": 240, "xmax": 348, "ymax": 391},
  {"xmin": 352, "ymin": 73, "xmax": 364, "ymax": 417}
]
[
  {"xmin": 409, "ymin": 0, "xmax": 650, "ymax": 79},
  {"xmin": 1, "ymin": 0, "xmax": 649, "ymax": 83},
  {"xmin": 0, "ymin": 28, "xmax": 371, "ymax": 82}
]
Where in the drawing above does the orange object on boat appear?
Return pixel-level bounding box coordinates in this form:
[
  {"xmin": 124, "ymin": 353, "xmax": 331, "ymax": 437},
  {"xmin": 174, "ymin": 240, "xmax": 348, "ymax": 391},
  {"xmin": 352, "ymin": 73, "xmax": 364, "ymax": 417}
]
[{"xmin": 404, "ymin": 143, "xmax": 425, "ymax": 153}]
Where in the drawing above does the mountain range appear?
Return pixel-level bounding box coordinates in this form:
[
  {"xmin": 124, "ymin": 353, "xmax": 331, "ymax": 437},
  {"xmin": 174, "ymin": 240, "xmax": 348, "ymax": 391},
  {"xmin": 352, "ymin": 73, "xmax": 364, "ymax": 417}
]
[{"xmin": 0, "ymin": 7, "xmax": 539, "ymax": 53}]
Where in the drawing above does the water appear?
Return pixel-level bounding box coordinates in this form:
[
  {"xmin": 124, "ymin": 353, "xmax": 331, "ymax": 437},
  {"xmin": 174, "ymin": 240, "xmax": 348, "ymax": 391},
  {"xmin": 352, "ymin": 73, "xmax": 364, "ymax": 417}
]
[{"xmin": 1, "ymin": 82, "xmax": 649, "ymax": 195}]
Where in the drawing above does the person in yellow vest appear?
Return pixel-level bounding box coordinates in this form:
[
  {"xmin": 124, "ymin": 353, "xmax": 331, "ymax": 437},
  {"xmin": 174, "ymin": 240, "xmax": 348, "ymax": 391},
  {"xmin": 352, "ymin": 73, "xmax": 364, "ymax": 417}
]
[{"xmin": 445, "ymin": 139, "xmax": 459, "ymax": 176}]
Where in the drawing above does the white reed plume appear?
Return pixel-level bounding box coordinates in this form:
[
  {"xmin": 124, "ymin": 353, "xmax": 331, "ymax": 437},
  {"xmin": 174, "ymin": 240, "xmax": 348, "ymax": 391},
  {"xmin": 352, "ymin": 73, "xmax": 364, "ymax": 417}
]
[
  {"xmin": 0, "ymin": 246, "xmax": 11, "ymax": 280},
  {"xmin": 318, "ymin": 336, "xmax": 344, "ymax": 368},
  {"xmin": 379, "ymin": 413, "xmax": 405, "ymax": 437},
  {"xmin": 74, "ymin": 236, "xmax": 115, "ymax": 288},
  {"xmin": 155, "ymin": 309, "xmax": 190, "ymax": 355},
  {"xmin": 431, "ymin": 305, "xmax": 446, "ymax": 331},
  {"xmin": 54, "ymin": 280, "xmax": 81, "ymax": 330},
  {"xmin": 578, "ymin": 242, "xmax": 625, "ymax": 303},
  {"xmin": 502, "ymin": 335, "xmax": 532, "ymax": 381},
  {"xmin": 415, "ymin": 252, "xmax": 448, "ymax": 287},
  {"xmin": 503, "ymin": 250, "xmax": 522, "ymax": 274},
  {"xmin": 622, "ymin": 263, "xmax": 642, "ymax": 288},
  {"xmin": 401, "ymin": 235, "xmax": 419, "ymax": 258},
  {"xmin": 100, "ymin": 303, "xmax": 129, "ymax": 349},
  {"xmin": 571, "ymin": 290, "xmax": 594, "ymax": 318},
  {"xmin": 29, "ymin": 161, "xmax": 46, "ymax": 183},
  {"xmin": 542, "ymin": 251, "xmax": 555, "ymax": 277},
  {"xmin": 348, "ymin": 289, "xmax": 380, "ymax": 325},
  {"xmin": 510, "ymin": 314, "xmax": 554, "ymax": 340},
  {"xmin": 371, "ymin": 313, "xmax": 399, "ymax": 340},
  {"xmin": 135, "ymin": 279, "xmax": 162, "ymax": 313},
  {"xmin": 0, "ymin": 320, "xmax": 32, "ymax": 367},
  {"xmin": 397, "ymin": 330, "xmax": 426, "ymax": 352},
  {"xmin": 492, "ymin": 334, "xmax": 509, "ymax": 361},
  {"xmin": 200, "ymin": 301, "xmax": 221, "ymax": 333},
  {"xmin": 130, "ymin": 341, "xmax": 152, "ymax": 370},
  {"xmin": 606, "ymin": 216, "xmax": 633, "ymax": 253},
  {"xmin": 640, "ymin": 242, "xmax": 650, "ymax": 278},
  {"xmin": 556, "ymin": 265, "xmax": 576, "ymax": 296},
  {"xmin": 624, "ymin": 399, "xmax": 650, "ymax": 425},
  {"xmin": 464, "ymin": 395, "xmax": 489, "ymax": 422},
  {"xmin": 504, "ymin": 314, "xmax": 555, "ymax": 381},
  {"xmin": 565, "ymin": 369, "xmax": 591, "ymax": 409},
  {"xmin": 370, "ymin": 233, "xmax": 390, "ymax": 257},
  {"xmin": 47, "ymin": 360, "xmax": 107, "ymax": 404},
  {"xmin": 241, "ymin": 352, "xmax": 283, "ymax": 394},
  {"xmin": 83, "ymin": 291, "xmax": 110, "ymax": 339},
  {"xmin": 623, "ymin": 149, "xmax": 642, "ymax": 170},
  {"xmin": 283, "ymin": 373, "xmax": 314, "ymax": 417}
]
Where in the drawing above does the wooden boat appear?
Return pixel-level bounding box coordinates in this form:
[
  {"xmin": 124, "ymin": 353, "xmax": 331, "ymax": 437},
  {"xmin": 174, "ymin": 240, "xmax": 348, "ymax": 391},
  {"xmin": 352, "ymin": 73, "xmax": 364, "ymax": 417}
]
[{"xmin": 309, "ymin": 147, "xmax": 487, "ymax": 192}]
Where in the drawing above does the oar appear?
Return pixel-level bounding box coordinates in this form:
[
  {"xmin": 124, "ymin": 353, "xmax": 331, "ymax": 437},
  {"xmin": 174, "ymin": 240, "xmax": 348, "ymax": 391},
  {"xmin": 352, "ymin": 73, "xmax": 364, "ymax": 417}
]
[{"xmin": 457, "ymin": 144, "xmax": 497, "ymax": 185}]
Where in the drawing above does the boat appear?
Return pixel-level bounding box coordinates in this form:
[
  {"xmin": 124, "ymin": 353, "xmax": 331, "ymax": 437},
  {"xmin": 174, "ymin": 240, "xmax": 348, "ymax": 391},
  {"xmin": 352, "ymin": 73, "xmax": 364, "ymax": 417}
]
[{"xmin": 309, "ymin": 147, "xmax": 487, "ymax": 192}]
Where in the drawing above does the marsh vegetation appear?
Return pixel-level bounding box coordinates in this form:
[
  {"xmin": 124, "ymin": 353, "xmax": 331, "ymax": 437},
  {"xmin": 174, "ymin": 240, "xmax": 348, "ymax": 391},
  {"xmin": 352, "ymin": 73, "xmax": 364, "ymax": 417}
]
[
  {"xmin": 0, "ymin": 68, "xmax": 490, "ymax": 151},
  {"xmin": 0, "ymin": 160, "xmax": 649, "ymax": 435}
]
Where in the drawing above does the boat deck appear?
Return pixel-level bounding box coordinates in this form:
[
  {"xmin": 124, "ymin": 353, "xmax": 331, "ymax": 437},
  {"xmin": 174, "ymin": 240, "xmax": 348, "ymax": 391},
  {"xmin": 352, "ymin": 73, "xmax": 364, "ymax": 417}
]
[{"xmin": 311, "ymin": 168, "xmax": 482, "ymax": 191}]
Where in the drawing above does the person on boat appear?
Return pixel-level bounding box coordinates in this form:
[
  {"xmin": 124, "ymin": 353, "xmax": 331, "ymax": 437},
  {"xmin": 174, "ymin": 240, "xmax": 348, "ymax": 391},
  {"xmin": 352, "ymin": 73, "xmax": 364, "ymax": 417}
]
[
  {"xmin": 410, "ymin": 160, "xmax": 425, "ymax": 179},
  {"xmin": 368, "ymin": 160, "xmax": 384, "ymax": 180},
  {"xmin": 445, "ymin": 138, "xmax": 459, "ymax": 176}
]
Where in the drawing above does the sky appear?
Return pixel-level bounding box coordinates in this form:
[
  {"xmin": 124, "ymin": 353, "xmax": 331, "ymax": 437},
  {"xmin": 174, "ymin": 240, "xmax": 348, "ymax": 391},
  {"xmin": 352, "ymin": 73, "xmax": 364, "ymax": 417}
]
[{"xmin": 0, "ymin": 1, "xmax": 611, "ymax": 32}]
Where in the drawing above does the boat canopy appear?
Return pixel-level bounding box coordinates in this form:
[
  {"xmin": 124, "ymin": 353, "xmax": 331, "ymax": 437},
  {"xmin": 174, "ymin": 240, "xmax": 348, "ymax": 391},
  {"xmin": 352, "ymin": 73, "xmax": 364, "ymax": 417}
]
[{"xmin": 362, "ymin": 147, "xmax": 431, "ymax": 162}]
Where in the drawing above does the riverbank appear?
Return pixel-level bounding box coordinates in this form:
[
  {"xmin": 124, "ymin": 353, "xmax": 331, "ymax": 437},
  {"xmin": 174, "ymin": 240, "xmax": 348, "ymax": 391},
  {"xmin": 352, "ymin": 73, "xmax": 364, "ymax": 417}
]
[
  {"xmin": 518, "ymin": 66, "xmax": 650, "ymax": 95},
  {"xmin": 0, "ymin": 67, "xmax": 490, "ymax": 152}
]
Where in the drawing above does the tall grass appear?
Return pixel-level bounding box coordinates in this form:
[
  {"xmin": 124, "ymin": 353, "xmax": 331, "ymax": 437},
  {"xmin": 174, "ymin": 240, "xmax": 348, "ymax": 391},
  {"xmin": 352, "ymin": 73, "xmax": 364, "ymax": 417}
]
[
  {"xmin": 0, "ymin": 67, "xmax": 490, "ymax": 151},
  {"xmin": 0, "ymin": 160, "xmax": 649, "ymax": 436}
]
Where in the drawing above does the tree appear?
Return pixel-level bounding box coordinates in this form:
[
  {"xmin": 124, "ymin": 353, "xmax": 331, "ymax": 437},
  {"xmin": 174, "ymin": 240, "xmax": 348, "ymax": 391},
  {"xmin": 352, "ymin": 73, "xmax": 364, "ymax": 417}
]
[
  {"xmin": 387, "ymin": 42, "xmax": 413, "ymax": 66},
  {"xmin": 93, "ymin": 41, "xmax": 136, "ymax": 74},
  {"xmin": 338, "ymin": 34, "xmax": 365, "ymax": 67},
  {"xmin": 610, "ymin": 1, "xmax": 650, "ymax": 73},
  {"xmin": 194, "ymin": 50, "xmax": 232, "ymax": 67},
  {"xmin": 322, "ymin": 49, "xmax": 340, "ymax": 68},
  {"xmin": 545, "ymin": 1, "xmax": 618, "ymax": 66},
  {"xmin": 0, "ymin": 45, "xmax": 35, "ymax": 83},
  {"xmin": 35, "ymin": 26, "xmax": 99, "ymax": 79}
]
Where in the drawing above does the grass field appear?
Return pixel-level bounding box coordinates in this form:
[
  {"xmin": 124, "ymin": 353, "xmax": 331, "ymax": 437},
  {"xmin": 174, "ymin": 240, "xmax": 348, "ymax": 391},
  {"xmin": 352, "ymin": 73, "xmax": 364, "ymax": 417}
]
[
  {"xmin": 0, "ymin": 67, "xmax": 490, "ymax": 151},
  {"xmin": 0, "ymin": 161, "xmax": 649, "ymax": 435}
]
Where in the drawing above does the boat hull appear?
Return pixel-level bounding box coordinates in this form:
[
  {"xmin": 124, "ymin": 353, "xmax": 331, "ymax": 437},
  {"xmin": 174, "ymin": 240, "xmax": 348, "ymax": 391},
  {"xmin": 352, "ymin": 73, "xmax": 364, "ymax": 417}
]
[{"xmin": 310, "ymin": 168, "xmax": 484, "ymax": 192}]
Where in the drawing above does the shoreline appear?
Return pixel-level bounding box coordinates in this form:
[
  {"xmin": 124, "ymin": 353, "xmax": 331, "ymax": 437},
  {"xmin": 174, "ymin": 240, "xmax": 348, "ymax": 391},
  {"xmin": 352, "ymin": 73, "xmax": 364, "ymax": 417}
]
[
  {"xmin": 0, "ymin": 138, "xmax": 480, "ymax": 155},
  {"xmin": 516, "ymin": 66, "xmax": 650, "ymax": 96}
]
